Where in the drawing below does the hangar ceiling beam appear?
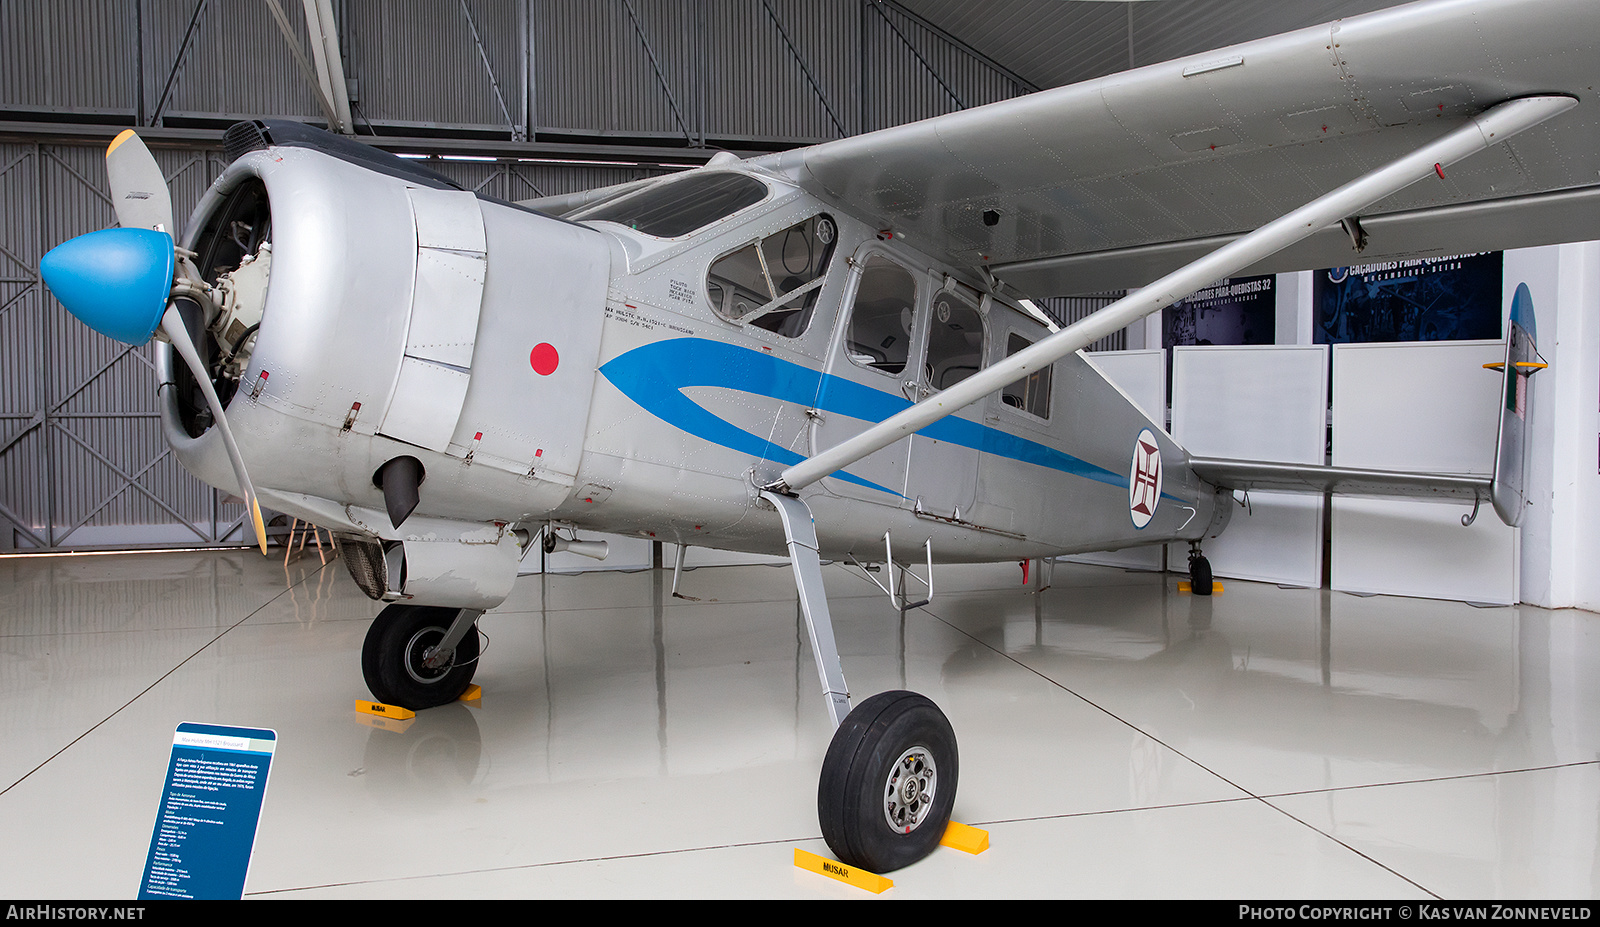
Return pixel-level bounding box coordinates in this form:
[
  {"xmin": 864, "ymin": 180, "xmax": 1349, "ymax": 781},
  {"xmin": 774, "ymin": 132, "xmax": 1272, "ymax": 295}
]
[
  {"xmin": 262, "ymin": 0, "xmax": 344, "ymax": 132},
  {"xmin": 299, "ymin": 0, "xmax": 354, "ymax": 135},
  {"xmin": 0, "ymin": 123, "xmax": 717, "ymax": 169}
]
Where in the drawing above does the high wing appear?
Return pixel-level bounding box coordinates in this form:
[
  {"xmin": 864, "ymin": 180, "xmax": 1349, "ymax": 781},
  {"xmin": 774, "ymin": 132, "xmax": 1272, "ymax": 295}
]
[{"xmin": 752, "ymin": 0, "xmax": 1600, "ymax": 295}]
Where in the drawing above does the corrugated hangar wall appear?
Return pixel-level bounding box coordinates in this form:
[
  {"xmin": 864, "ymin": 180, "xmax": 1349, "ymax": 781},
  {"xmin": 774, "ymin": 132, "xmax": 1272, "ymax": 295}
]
[
  {"xmin": 2, "ymin": 0, "xmax": 1026, "ymax": 142},
  {"xmin": 0, "ymin": 0, "xmax": 1030, "ymax": 551}
]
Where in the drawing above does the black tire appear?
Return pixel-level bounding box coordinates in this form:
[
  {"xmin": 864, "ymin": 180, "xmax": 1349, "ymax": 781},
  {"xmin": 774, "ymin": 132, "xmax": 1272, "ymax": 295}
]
[
  {"xmin": 818, "ymin": 690, "xmax": 958, "ymax": 873},
  {"xmin": 1190, "ymin": 555, "xmax": 1213, "ymax": 596},
  {"xmin": 361, "ymin": 604, "xmax": 481, "ymax": 710}
]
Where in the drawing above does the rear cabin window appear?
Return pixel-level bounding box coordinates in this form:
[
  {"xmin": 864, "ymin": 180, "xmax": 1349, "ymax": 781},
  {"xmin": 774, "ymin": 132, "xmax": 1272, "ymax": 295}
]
[
  {"xmin": 924, "ymin": 292, "xmax": 986, "ymax": 391},
  {"xmin": 583, "ymin": 172, "xmax": 767, "ymax": 238},
  {"xmin": 706, "ymin": 214, "xmax": 837, "ymax": 337},
  {"xmin": 1001, "ymin": 332, "xmax": 1051, "ymax": 419},
  {"xmin": 846, "ymin": 257, "xmax": 917, "ymax": 375}
]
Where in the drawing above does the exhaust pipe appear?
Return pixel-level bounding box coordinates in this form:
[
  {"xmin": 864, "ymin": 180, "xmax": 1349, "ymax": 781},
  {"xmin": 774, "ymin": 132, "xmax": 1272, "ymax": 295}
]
[{"xmin": 545, "ymin": 534, "xmax": 609, "ymax": 561}]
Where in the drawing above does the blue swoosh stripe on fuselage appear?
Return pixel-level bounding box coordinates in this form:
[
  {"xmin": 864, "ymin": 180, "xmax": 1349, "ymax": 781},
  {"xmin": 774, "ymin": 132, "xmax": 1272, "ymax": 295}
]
[{"xmin": 598, "ymin": 337, "xmax": 1128, "ymax": 496}]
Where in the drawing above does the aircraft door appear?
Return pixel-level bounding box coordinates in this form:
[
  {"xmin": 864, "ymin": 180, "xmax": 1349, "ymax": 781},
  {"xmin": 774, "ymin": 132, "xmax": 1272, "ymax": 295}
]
[
  {"xmin": 905, "ymin": 285, "xmax": 986, "ymax": 519},
  {"xmin": 811, "ymin": 249, "xmax": 925, "ymax": 505}
]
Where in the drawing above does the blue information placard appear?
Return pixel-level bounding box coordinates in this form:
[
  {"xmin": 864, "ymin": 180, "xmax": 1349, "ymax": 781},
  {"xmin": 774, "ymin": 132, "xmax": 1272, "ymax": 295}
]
[{"xmin": 138, "ymin": 723, "xmax": 276, "ymax": 900}]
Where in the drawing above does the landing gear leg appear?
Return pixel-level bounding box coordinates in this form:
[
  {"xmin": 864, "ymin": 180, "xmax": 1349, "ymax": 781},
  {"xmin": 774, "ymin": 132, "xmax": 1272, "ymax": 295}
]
[
  {"xmin": 362, "ymin": 604, "xmax": 483, "ymax": 709},
  {"xmin": 1187, "ymin": 542, "xmax": 1213, "ymax": 597},
  {"xmin": 762, "ymin": 491, "xmax": 958, "ymax": 873}
]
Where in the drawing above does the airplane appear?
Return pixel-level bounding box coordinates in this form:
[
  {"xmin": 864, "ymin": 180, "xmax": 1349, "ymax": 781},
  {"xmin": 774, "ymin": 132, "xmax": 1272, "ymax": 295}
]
[{"xmin": 33, "ymin": 0, "xmax": 1600, "ymax": 875}]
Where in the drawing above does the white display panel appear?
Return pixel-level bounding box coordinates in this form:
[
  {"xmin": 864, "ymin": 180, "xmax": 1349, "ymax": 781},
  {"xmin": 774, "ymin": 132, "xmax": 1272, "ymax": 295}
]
[
  {"xmin": 1082, "ymin": 349, "xmax": 1166, "ymax": 430},
  {"xmin": 1330, "ymin": 340, "xmax": 1518, "ymax": 603},
  {"xmin": 1169, "ymin": 345, "xmax": 1328, "ymax": 587},
  {"xmin": 1069, "ymin": 349, "xmax": 1167, "ymax": 571}
]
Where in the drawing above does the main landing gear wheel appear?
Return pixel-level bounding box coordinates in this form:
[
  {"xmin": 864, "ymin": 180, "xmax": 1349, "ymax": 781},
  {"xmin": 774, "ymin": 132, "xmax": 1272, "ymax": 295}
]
[
  {"xmin": 818, "ymin": 690, "xmax": 958, "ymax": 873},
  {"xmin": 361, "ymin": 604, "xmax": 480, "ymax": 710},
  {"xmin": 1188, "ymin": 551, "xmax": 1214, "ymax": 597}
]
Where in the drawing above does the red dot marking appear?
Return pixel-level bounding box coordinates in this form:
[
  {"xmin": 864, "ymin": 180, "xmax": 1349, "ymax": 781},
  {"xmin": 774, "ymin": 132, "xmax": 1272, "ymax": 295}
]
[{"xmin": 530, "ymin": 343, "xmax": 559, "ymax": 376}]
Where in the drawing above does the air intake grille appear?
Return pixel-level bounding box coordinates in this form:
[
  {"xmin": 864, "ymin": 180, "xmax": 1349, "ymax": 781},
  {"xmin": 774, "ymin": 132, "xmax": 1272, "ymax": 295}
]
[
  {"xmin": 339, "ymin": 537, "xmax": 388, "ymax": 601},
  {"xmin": 223, "ymin": 121, "xmax": 272, "ymax": 164}
]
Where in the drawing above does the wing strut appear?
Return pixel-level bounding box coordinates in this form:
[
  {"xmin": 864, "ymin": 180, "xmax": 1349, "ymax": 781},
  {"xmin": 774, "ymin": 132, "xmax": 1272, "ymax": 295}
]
[{"xmin": 768, "ymin": 94, "xmax": 1576, "ymax": 494}]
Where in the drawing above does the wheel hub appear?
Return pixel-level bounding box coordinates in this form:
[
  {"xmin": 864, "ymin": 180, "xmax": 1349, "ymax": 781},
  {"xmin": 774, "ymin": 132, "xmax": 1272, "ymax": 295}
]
[
  {"xmin": 883, "ymin": 746, "xmax": 937, "ymax": 833},
  {"xmin": 404, "ymin": 627, "xmax": 452, "ymax": 684}
]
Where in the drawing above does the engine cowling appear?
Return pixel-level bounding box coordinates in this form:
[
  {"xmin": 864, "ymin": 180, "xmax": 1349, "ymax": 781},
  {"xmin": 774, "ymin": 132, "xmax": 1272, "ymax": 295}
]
[{"xmin": 159, "ymin": 139, "xmax": 611, "ymax": 610}]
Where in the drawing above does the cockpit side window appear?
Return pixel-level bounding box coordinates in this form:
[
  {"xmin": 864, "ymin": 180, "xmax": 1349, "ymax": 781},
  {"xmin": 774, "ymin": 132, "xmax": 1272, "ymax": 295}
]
[
  {"xmin": 706, "ymin": 214, "xmax": 837, "ymax": 338},
  {"xmin": 582, "ymin": 171, "xmax": 768, "ymax": 238}
]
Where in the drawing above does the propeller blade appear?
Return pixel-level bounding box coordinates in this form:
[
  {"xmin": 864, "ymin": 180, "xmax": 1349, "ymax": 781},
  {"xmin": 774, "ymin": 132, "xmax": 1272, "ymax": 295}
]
[
  {"xmin": 160, "ymin": 306, "xmax": 269, "ymax": 555},
  {"xmin": 105, "ymin": 130, "xmax": 175, "ymax": 234}
]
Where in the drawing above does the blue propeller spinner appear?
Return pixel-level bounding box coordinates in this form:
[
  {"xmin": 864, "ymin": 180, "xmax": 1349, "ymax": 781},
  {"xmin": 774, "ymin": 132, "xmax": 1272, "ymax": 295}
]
[{"xmin": 39, "ymin": 227, "xmax": 175, "ymax": 345}]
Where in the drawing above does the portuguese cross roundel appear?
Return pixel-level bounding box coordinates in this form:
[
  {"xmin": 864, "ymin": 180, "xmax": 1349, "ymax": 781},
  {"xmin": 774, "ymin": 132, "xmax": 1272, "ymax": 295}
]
[{"xmin": 1129, "ymin": 428, "xmax": 1162, "ymax": 529}]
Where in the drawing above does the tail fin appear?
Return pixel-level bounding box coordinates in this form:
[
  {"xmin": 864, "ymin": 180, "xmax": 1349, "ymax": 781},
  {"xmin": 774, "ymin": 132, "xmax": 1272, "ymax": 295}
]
[{"xmin": 1489, "ymin": 283, "xmax": 1542, "ymax": 527}]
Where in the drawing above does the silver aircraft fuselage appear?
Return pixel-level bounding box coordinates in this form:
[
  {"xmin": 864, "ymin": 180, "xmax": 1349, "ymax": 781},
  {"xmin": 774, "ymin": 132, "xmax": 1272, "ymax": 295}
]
[{"xmin": 160, "ymin": 146, "xmax": 1215, "ymax": 607}]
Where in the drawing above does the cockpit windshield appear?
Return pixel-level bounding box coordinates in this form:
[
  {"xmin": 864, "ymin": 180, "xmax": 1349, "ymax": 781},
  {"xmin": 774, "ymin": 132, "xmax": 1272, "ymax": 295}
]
[{"xmin": 580, "ymin": 171, "xmax": 768, "ymax": 238}]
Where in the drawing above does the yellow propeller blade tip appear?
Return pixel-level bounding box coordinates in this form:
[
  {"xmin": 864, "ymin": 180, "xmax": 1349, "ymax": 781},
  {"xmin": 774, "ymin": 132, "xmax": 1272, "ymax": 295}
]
[
  {"xmin": 251, "ymin": 500, "xmax": 268, "ymax": 556},
  {"xmin": 107, "ymin": 129, "xmax": 138, "ymax": 156}
]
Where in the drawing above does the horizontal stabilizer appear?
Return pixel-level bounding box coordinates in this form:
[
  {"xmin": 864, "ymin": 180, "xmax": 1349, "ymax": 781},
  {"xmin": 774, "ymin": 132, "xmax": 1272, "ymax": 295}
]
[
  {"xmin": 1191, "ymin": 458, "xmax": 1491, "ymax": 507},
  {"xmin": 1194, "ymin": 282, "xmax": 1538, "ymax": 531}
]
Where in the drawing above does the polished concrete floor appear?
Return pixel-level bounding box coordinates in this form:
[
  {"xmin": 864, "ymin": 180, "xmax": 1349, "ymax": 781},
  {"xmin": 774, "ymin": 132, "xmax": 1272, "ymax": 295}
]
[{"xmin": 2, "ymin": 548, "xmax": 1597, "ymax": 899}]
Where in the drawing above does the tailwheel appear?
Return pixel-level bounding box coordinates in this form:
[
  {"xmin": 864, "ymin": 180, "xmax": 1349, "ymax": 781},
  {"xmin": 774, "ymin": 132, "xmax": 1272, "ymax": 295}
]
[
  {"xmin": 361, "ymin": 604, "xmax": 481, "ymax": 710},
  {"xmin": 818, "ymin": 690, "xmax": 958, "ymax": 873},
  {"xmin": 1188, "ymin": 547, "xmax": 1214, "ymax": 597}
]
